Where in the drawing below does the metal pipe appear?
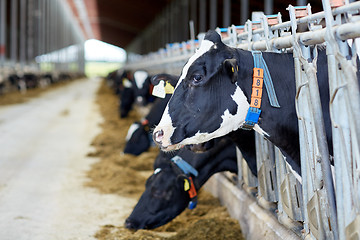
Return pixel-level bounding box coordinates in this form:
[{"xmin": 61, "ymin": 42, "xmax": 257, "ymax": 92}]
[
  {"xmin": 264, "ymin": 0, "xmax": 273, "ymax": 15},
  {"xmin": 0, "ymin": 0, "xmax": 6, "ymax": 67},
  {"xmin": 190, "ymin": 0, "xmax": 197, "ymax": 35},
  {"xmin": 20, "ymin": 0, "xmax": 26, "ymax": 68},
  {"xmin": 209, "ymin": 0, "xmax": 217, "ymax": 30},
  {"xmin": 236, "ymin": 20, "xmax": 360, "ymax": 50},
  {"xmin": 10, "ymin": 0, "xmax": 18, "ymax": 64},
  {"xmin": 241, "ymin": 0, "xmax": 249, "ymax": 24},
  {"xmin": 199, "ymin": 0, "xmax": 206, "ymax": 33},
  {"xmin": 223, "ymin": 0, "xmax": 231, "ymax": 28},
  {"xmin": 27, "ymin": 0, "xmax": 34, "ymax": 63}
]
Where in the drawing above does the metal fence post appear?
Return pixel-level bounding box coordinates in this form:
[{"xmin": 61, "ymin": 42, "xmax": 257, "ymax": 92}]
[
  {"xmin": 289, "ymin": 5, "xmax": 338, "ymax": 239},
  {"xmin": 321, "ymin": 0, "xmax": 360, "ymax": 239}
]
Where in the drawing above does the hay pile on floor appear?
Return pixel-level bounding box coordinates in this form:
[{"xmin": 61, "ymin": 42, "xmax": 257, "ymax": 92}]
[{"xmin": 87, "ymin": 80, "xmax": 244, "ymax": 240}]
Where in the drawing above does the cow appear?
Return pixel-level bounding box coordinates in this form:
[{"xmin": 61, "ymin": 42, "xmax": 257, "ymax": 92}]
[
  {"xmin": 132, "ymin": 70, "xmax": 154, "ymax": 106},
  {"xmin": 124, "ymin": 74, "xmax": 178, "ymax": 155},
  {"xmin": 118, "ymin": 70, "xmax": 155, "ymax": 118},
  {"xmin": 124, "ymin": 72, "xmax": 259, "ymax": 175},
  {"xmin": 124, "ymin": 95, "xmax": 171, "ymax": 155},
  {"xmin": 119, "ymin": 81, "xmax": 135, "ymax": 118},
  {"xmin": 152, "ymin": 30, "xmax": 341, "ymax": 174},
  {"xmin": 125, "ymin": 136, "xmax": 239, "ymax": 230}
]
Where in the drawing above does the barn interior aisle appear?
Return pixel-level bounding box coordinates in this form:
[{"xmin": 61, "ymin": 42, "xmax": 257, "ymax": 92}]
[{"xmin": 0, "ymin": 78, "xmax": 137, "ymax": 239}]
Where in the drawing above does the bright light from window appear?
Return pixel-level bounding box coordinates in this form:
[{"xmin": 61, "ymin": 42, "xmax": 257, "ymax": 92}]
[{"xmin": 84, "ymin": 39, "xmax": 126, "ymax": 62}]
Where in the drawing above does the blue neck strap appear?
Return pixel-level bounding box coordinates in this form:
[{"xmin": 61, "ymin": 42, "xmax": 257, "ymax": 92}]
[
  {"xmin": 171, "ymin": 156, "xmax": 198, "ymax": 177},
  {"xmin": 171, "ymin": 156, "xmax": 198, "ymax": 210},
  {"xmin": 251, "ymin": 51, "xmax": 280, "ymax": 108},
  {"xmin": 241, "ymin": 51, "xmax": 280, "ymax": 130}
]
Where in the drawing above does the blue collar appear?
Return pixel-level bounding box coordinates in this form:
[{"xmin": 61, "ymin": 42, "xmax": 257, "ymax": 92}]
[
  {"xmin": 171, "ymin": 156, "xmax": 198, "ymax": 209},
  {"xmin": 171, "ymin": 156, "xmax": 198, "ymax": 177},
  {"xmin": 241, "ymin": 51, "xmax": 280, "ymax": 130},
  {"xmin": 251, "ymin": 51, "xmax": 280, "ymax": 108}
]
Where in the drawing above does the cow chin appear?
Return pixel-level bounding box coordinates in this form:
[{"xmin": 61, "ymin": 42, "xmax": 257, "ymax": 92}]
[{"xmin": 160, "ymin": 143, "xmax": 184, "ymax": 152}]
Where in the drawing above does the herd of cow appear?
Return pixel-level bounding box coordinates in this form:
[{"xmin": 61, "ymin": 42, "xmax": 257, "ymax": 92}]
[
  {"xmin": 107, "ymin": 30, "xmax": 360, "ymax": 231},
  {"xmin": 0, "ymin": 71, "xmax": 84, "ymax": 95}
]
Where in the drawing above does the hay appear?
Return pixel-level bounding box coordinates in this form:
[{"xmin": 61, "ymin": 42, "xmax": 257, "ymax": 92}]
[{"xmin": 87, "ymin": 80, "xmax": 245, "ymax": 239}]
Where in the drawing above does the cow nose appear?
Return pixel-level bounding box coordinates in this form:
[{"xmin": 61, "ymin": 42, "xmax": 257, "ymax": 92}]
[
  {"xmin": 153, "ymin": 129, "xmax": 164, "ymax": 145},
  {"xmin": 125, "ymin": 218, "xmax": 137, "ymax": 229}
]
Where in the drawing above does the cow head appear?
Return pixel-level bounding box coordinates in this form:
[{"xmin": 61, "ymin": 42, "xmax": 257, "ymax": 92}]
[
  {"xmin": 133, "ymin": 70, "xmax": 152, "ymax": 106},
  {"xmin": 124, "ymin": 120, "xmax": 152, "ymax": 155},
  {"xmin": 125, "ymin": 157, "xmax": 192, "ymax": 229},
  {"xmin": 153, "ymin": 30, "xmax": 252, "ymax": 151}
]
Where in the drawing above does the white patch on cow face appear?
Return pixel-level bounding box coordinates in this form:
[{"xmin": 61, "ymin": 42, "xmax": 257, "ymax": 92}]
[
  {"xmin": 176, "ymin": 84, "xmax": 250, "ymax": 147},
  {"xmin": 126, "ymin": 123, "xmax": 140, "ymax": 141},
  {"xmin": 175, "ymin": 39, "xmax": 215, "ymax": 89},
  {"xmin": 153, "ymin": 105, "xmax": 176, "ymax": 148},
  {"xmin": 134, "ymin": 70, "xmax": 148, "ymax": 89},
  {"xmin": 153, "ymin": 39, "xmax": 216, "ymax": 150}
]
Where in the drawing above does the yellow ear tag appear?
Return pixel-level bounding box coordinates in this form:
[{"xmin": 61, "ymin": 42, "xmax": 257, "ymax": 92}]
[
  {"xmin": 164, "ymin": 81, "xmax": 174, "ymax": 94},
  {"xmin": 184, "ymin": 179, "xmax": 190, "ymax": 191},
  {"xmin": 122, "ymin": 78, "xmax": 132, "ymax": 88},
  {"xmin": 232, "ymin": 67, "xmax": 234, "ymax": 73}
]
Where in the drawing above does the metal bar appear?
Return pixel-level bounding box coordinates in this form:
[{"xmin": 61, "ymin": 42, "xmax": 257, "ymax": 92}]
[
  {"xmin": 20, "ymin": 0, "xmax": 26, "ymax": 68},
  {"xmin": 241, "ymin": 0, "xmax": 249, "ymax": 24},
  {"xmin": 0, "ymin": 0, "xmax": 6, "ymax": 67},
  {"xmin": 322, "ymin": 0, "xmax": 360, "ymax": 239},
  {"xmin": 236, "ymin": 20, "xmax": 360, "ymax": 50},
  {"xmin": 223, "ymin": 0, "xmax": 231, "ymax": 28},
  {"xmin": 10, "ymin": 0, "xmax": 18, "ymax": 64},
  {"xmin": 199, "ymin": 0, "xmax": 206, "ymax": 33},
  {"xmin": 289, "ymin": 5, "xmax": 338, "ymax": 239},
  {"xmin": 264, "ymin": 0, "xmax": 273, "ymax": 15},
  {"xmin": 190, "ymin": 0, "xmax": 197, "ymax": 37},
  {"xmin": 209, "ymin": 0, "xmax": 217, "ymax": 30},
  {"xmin": 27, "ymin": 0, "xmax": 34, "ymax": 63}
]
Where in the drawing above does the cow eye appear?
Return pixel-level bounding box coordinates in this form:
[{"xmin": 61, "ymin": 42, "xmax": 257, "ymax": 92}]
[{"xmin": 191, "ymin": 74, "xmax": 203, "ymax": 85}]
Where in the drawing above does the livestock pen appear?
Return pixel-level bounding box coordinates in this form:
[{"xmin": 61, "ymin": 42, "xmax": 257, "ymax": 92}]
[
  {"xmin": 124, "ymin": 1, "xmax": 360, "ymax": 239},
  {"xmin": 0, "ymin": 0, "xmax": 86, "ymax": 95}
]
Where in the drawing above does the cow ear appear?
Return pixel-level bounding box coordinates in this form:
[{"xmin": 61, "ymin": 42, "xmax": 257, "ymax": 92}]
[
  {"xmin": 176, "ymin": 174, "xmax": 190, "ymax": 192},
  {"xmin": 151, "ymin": 74, "xmax": 178, "ymax": 87},
  {"xmin": 223, "ymin": 59, "xmax": 238, "ymax": 84}
]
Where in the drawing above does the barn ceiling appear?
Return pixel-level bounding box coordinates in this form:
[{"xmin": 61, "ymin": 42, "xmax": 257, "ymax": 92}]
[
  {"xmin": 74, "ymin": 0, "xmax": 324, "ymax": 53},
  {"xmin": 74, "ymin": 0, "xmax": 171, "ymax": 50}
]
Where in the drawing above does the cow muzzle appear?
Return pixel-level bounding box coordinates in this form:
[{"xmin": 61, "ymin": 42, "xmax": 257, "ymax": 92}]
[
  {"xmin": 153, "ymin": 129, "xmax": 164, "ymax": 145},
  {"xmin": 153, "ymin": 126, "xmax": 183, "ymax": 151}
]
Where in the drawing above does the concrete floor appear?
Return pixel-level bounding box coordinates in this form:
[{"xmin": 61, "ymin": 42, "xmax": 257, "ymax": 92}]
[{"xmin": 0, "ymin": 78, "xmax": 136, "ymax": 240}]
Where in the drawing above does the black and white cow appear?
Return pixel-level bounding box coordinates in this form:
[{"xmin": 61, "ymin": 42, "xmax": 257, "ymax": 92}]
[
  {"xmin": 125, "ymin": 137, "xmax": 238, "ymax": 229},
  {"xmin": 132, "ymin": 70, "xmax": 154, "ymax": 106},
  {"xmin": 118, "ymin": 70, "xmax": 155, "ymax": 118},
  {"xmin": 124, "ymin": 95, "xmax": 171, "ymax": 155},
  {"xmin": 124, "ymin": 74, "xmax": 179, "ymax": 155},
  {"xmin": 152, "ymin": 30, "xmax": 339, "ymax": 174},
  {"xmin": 119, "ymin": 82, "xmax": 135, "ymax": 118}
]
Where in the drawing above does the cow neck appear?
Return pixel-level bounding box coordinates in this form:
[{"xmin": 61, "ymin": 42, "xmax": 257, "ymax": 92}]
[
  {"xmin": 179, "ymin": 138, "xmax": 237, "ymax": 189},
  {"xmin": 227, "ymin": 129, "xmax": 257, "ymax": 176},
  {"xmin": 236, "ymin": 50, "xmax": 301, "ymax": 171}
]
